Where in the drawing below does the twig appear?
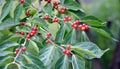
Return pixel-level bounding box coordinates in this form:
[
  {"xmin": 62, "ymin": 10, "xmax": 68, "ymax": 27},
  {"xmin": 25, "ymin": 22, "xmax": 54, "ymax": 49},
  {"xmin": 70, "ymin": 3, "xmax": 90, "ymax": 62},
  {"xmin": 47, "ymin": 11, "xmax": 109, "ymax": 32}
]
[{"xmin": 12, "ymin": 39, "xmax": 27, "ymax": 63}]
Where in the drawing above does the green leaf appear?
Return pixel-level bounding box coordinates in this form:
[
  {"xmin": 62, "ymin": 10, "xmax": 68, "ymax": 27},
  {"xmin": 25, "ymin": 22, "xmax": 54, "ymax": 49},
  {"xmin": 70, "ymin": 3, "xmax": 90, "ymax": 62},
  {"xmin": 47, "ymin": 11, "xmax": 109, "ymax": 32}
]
[
  {"xmin": 43, "ymin": 3, "xmax": 52, "ymax": 16},
  {"xmin": 1, "ymin": 42, "xmax": 19, "ymax": 51},
  {"xmin": 81, "ymin": 20, "xmax": 105, "ymax": 28},
  {"xmin": 55, "ymin": 24, "xmax": 66, "ymax": 43},
  {"xmin": 72, "ymin": 55, "xmax": 85, "ymax": 69},
  {"xmin": 65, "ymin": 29, "xmax": 77, "ymax": 44},
  {"xmin": 82, "ymin": 16, "xmax": 102, "ymax": 22},
  {"xmin": 32, "ymin": 18, "xmax": 48, "ymax": 27},
  {"xmin": 22, "ymin": 54, "xmax": 33, "ymax": 64},
  {"xmin": 55, "ymin": 55, "xmax": 70, "ymax": 69},
  {"xmin": 39, "ymin": 45, "xmax": 61, "ymax": 68},
  {"xmin": 27, "ymin": 54, "xmax": 45, "ymax": 69},
  {"xmin": 90, "ymin": 27, "xmax": 113, "ymax": 39},
  {"xmin": 0, "ymin": 19, "xmax": 19, "ymax": 30},
  {"xmin": 64, "ymin": 0, "xmax": 81, "ymax": 11},
  {"xmin": 0, "ymin": 1, "xmax": 13, "ymax": 21},
  {"xmin": 80, "ymin": 31, "xmax": 89, "ymax": 42},
  {"xmin": 0, "ymin": 56, "xmax": 13, "ymax": 66},
  {"xmin": 72, "ymin": 42, "xmax": 109, "ymax": 59},
  {"xmin": 27, "ymin": 40, "xmax": 39, "ymax": 55},
  {"xmin": 5, "ymin": 63, "xmax": 20, "ymax": 69},
  {"xmin": 14, "ymin": 4, "xmax": 23, "ymax": 21}
]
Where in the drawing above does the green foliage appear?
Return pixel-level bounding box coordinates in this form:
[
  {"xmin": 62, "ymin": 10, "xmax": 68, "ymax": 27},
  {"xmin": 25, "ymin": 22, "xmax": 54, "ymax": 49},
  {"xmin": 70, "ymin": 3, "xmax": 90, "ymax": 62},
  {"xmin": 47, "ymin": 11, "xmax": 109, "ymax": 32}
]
[{"xmin": 0, "ymin": 0, "xmax": 114, "ymax": 69}]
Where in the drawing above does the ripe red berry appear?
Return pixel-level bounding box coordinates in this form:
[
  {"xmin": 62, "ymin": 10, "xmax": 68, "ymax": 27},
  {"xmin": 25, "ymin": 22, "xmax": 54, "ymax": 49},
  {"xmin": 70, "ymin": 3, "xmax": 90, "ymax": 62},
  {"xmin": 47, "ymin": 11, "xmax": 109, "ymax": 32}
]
[
  {"xmin": 15, "ymin": 48, "xmax": 20, "ymax": 53},
  {"xmin": 20, "ymin": 22, "xmax": 25, "ymax": 26},
  {"xmin": 63, "ymin": 49, "xmax": 67, "ymax": 54},
  {"xmin": 26, "ymin": 10, "xmax": 30, "ymax": 17},
  {"xmin": 66, "ymin": 45, "xmax": 71, "ymax": 50},
  {"xmin": 22, "ymin": 47, "xmax": 26, "ymax": 51},
  {"xmin": 53, "ymin": 1, "xmax": 59, "ymax": 6},
  {"xmin": 78, "ymin": 23, "xmax": 89, "ymax": 31},
  {"xmin": 20, "ymin": 31, "xmax": 24, "ymax": 35},
  {"xmin": 63, "ymin": 16, "xmax": 71, "ymax": 22},
  {"xmin": 43, "ymin": 15, "xmax": 49, "ymax": 20},
  {"xmin": 20, "ymin": 0, "xmax": 24, "ymax": 3},
  {"xmin": 46, "ymin": 32, "xmax": 51, "ymax": 38},
  {"xmin": 65, "ymin": 50, "xmax": 70, "ymax": 55},
  {"xmin": 26, "ymin": 34, "xmax": 31, "ymax": 39},
  {"xmin": 62, "ymin": 49, "xmax": 70, "ymax": 55},
  {"xmin": 44, "ymin": 0, "xmax": 51, "ymax": 3},
  {"xmin": 52, "ymin": 18, "xmax": 59, "ymax": 23},
  {"xmin": 46, "ymin": 40, "xmax": 51, "ymax": 44},
  {"xmin": 75, "ymin": 20, "xmax": 80, "ymax": 25},
  {"xmin": 71, "ymin": 23, "xmax": 78, "ymax": 28},
  {"xmin": 58, "ymin": 6, "xmax": 66, "ymax": 13},
  {"xmin": 15, "ymin": 30, "xmax": 19, "ymax": 34},
  {"xmin": 31, "ymin": 26, "xmax": 37, "ymax": 31}
]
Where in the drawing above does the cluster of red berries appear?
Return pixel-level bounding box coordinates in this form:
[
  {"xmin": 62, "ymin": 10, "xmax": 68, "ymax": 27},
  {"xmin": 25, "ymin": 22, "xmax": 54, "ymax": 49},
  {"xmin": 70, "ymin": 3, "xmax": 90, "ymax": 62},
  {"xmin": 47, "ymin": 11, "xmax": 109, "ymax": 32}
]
[
  {"xmin": 63, "ymin": 16, "xmax": 71, "ymax": 22},
  {"xmin": 58, "ymin": 6, "xmax": 66, "ymax": 13},
  {"xmin": 63, "ymin": 45, "xmax": 71, "ymax": 55},
  {"xmin": 26, "ymin": 26, "xmax": 38, "ymax": 39},
  {"xmin": 20, "ymin": 0, "xmax": 24, "ymax": 3},
  {"xmin": 53, "ymin": 1, "xmax": 60, "ymax": 9},
  {"xmin": 71, "ymin": 20, "xmax": 89, "ymax": 31},
  {"xmin": 15, "ymin": 46, "xmax": 26, "ymax": 53},
  {"xmin": 52, "ymin": 18, "xmax": 59, "ymax": 23}
]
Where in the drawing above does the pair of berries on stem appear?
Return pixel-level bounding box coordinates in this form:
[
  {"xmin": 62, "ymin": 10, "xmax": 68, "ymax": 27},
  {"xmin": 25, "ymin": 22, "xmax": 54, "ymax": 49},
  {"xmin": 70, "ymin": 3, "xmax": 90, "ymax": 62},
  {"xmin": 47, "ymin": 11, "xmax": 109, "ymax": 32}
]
[
  {"xmin": 63, "ymin": 45, "xmax": 71, "ymax": 55},
  {"xmin": 15, "ymin": 46, "xmax": 26, "ymax": 53},
  {"xmin": 45, "ymin": 32, "xmax": 52, "ymax": 44},
  {"xmin": 71, "ymin": 20, "xmax": 89, "ymax": 31}
]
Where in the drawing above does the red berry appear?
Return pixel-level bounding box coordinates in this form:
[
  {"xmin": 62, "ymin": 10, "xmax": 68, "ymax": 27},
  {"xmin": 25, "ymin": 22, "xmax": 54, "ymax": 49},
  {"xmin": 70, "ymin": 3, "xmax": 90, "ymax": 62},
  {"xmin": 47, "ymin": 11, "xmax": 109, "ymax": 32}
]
[
  {"xmin": 62, "ymin": 49, "xmax": 70, "ymax": 55},
  {"xmin": 31, "ymin": 26, "xmax": 37, "ymax": 31},
  {"xmin": 44, "ymin": 0, "xmax": 51, "ymax": 3},
  {"xmin": 58, "ymin": 6, "xmax": 66, "ymax": 13},
  {"xmin": 46, "ymin": 32, "xmax": 51, "ymax": 38},
  {"xmin": 75, "ymin": 20, "xmax": 80, "ymax": 25},
  {"xmin": 71, "ymin": 23, "xmax": 78, "ymax": 28},
  {"xmin": 26, "ymin": 34, "xmax": 31, "ymax": 39},
  {"xmin": 22, "ymin": 47, "xmax": 26, "ymax": 51},
  {"xmin": 63, "ymin": 49, "xmax": 67, "ymax": 54},
  {"xmin": 26, "ymin": 10, "xmax": 30, "ymax": 17},
  {"xmin": 20, "ymin": 22, "xmax": 25, "ymax": 26},
  {"xmin": 20, "ymin": 0, "xmax": 24, "ymax": 3},
  {"xmin": 15, "ymin": 30, "xmax": 19, "ymax": 34},
  {"xmin": 46, "ymin": 40, "xmax": 51, "ymax": 44},
  {"xmin": 63, "ymin": 16, "xmax": 71, "ymax": 22},
  {"xmin": 66, "ymin": 45, "xmax": 71, "ymax": 49},
  {"xmin": 52, "ymin": 18, "xmax": 59, "ymax": 23},
  {"xmin": 78, "ymin": 24, "xmax": 89, "ymax": 31},
  {"xmin": 43, "ymin": 15, "xmax": 49, "ymax": 20},
  {"xmin": 15, "ymin": 48, "xmax": 19, "ymax": 53},
  {"xmin": 65, "ymin": 50, "xmax": 70, "ymax": 55},
  {"xmin": 20, "ymin": 31, "xmax": 24, "ymax": 35}
]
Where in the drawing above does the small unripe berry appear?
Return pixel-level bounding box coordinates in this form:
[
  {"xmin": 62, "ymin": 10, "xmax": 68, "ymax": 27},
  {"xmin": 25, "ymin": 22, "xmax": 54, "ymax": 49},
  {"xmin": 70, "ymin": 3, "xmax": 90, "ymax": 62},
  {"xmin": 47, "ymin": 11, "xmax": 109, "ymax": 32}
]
[
  {"xmin": 22, "ymin": 47, "xmax": 26, "ymax": 51},
  {"xmin": 26, "ymin": 10, "xmax": 30, "ymax": 17},
  {"xmin": 15, "ymin": 30, "xmax": 19, "ymax": 34}
]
